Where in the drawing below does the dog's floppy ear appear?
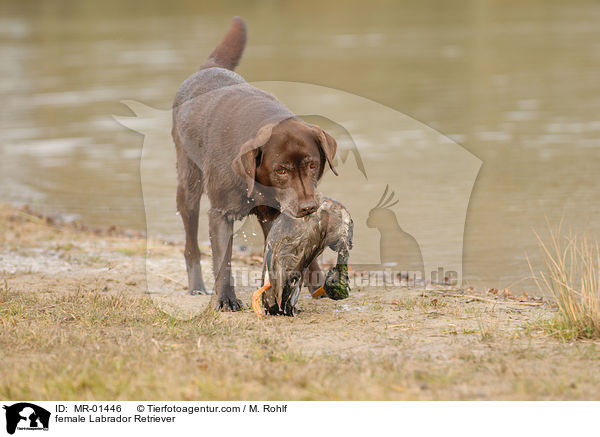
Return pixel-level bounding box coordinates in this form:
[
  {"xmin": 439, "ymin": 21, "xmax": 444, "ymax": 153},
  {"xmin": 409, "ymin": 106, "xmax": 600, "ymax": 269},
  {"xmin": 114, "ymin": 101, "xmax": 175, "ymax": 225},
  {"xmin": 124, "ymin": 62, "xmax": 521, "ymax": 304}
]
[
  {"xmin": 310, "ymin": 125, "xmax": 339, "ymax": 176},
  {"xmin": 232, "ymin": 123, "xmax": 276, "ymax": 195}
]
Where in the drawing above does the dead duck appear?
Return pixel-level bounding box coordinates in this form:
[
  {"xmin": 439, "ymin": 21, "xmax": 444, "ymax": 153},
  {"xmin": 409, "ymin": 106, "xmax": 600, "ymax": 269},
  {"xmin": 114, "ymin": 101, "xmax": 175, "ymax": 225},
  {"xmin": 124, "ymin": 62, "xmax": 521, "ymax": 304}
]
[{"xmin": 253, "ymin": 197, "xmax": 353, "ymax": 316}]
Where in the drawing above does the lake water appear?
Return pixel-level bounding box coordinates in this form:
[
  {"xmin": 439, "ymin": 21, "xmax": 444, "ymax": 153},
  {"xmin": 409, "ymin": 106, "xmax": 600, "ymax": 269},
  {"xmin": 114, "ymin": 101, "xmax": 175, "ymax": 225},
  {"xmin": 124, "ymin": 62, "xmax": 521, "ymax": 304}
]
[{"xmin": 1, "ymin": 0, "xmax": 599, "ymax": 293}]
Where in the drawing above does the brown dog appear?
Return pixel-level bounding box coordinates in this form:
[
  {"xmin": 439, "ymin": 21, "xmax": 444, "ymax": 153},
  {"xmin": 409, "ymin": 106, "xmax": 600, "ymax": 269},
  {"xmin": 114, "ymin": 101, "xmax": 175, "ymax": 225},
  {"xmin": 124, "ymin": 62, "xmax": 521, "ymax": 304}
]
[{"xmin": 172, "ymin": 17, "xmax": 338, "ymax": 310}]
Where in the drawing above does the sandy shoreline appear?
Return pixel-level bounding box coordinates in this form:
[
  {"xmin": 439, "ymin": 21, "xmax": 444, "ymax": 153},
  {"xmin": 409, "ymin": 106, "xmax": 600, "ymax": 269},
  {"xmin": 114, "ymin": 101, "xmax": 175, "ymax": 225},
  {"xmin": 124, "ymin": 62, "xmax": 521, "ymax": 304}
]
[{"xmin": 1, "ymin": 202, "xmax": 599, "ymax": 400}]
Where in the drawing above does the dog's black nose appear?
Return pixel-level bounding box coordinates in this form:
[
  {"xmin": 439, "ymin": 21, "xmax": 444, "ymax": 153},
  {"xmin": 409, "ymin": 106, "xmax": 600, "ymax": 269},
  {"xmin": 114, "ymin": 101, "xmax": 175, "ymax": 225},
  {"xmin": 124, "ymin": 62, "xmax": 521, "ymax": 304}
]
[{"xmin": 298, "ymin": 202, "xmax": 318, "ymax": 217}]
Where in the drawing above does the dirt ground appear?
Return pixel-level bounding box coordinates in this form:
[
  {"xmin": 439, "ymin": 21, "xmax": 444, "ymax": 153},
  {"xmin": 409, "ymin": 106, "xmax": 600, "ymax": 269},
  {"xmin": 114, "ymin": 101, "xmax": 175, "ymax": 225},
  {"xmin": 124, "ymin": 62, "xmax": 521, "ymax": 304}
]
[{"xmin": 1, "ymin": 202, "xmax": 599, "ymax": 400}]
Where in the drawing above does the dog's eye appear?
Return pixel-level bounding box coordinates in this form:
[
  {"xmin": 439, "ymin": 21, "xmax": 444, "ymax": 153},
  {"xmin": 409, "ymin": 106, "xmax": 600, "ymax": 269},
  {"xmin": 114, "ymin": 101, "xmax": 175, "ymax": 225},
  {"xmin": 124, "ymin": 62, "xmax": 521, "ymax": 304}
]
[
  {"xmin": 309, "ymin": 162, "xmax": 318, "ymax": 170},
  {"xmin": 275, "ymin": 168, "xmax": 287, "ymax": 176}
]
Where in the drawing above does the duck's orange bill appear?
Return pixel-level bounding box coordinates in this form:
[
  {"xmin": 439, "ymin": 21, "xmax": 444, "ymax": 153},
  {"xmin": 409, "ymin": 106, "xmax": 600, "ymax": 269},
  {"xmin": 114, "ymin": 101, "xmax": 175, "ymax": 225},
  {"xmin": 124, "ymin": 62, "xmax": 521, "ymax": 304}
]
[
  {"xmin": 311, "ymin": 286, "xmax": 326, "ymax": 298},
  {"xmin": 252, "ymin": 281, "xmax": 271, "ymax": 317}
]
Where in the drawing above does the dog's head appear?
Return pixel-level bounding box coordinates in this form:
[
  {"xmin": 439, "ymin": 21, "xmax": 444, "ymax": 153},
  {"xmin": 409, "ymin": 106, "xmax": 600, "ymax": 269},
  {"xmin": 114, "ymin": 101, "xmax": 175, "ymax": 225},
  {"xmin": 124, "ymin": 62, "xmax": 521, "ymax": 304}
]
[{"xmin": 233, "ymin": 118, "xmax": 338, "ymax": 217}]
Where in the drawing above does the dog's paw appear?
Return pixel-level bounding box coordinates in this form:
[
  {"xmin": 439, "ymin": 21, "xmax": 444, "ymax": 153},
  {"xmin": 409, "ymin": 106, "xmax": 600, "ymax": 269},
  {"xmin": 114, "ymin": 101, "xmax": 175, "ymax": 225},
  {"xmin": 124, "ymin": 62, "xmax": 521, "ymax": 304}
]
[{"xmin": 216, "ymin": 295, "xmax": 244, "ymax": 312}]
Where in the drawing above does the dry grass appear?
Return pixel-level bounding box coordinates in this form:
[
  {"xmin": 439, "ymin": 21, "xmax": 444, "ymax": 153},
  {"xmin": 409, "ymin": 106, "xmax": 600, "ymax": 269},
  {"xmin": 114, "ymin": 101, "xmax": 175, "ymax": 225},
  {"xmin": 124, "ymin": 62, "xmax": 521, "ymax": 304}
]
[
  {"xmin": 3, "ymin": 281, "xmax": 600, "ymax": 400},
  {"xmin": 2, "ymin": 202, "xmax": 600, "ymax": 400},
  {"xmin": 531, "ymin": 224, "xmax": 600, "ymax": 340},
  {"xmin": 0, "ymin": 285, "xmax": 412, "ymax": 400}
]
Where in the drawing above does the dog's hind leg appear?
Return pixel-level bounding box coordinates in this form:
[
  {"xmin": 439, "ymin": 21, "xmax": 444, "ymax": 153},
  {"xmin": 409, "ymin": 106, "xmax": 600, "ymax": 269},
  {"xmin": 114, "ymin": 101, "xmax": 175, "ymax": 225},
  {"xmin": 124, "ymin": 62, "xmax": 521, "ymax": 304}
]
[{"xmin": 176, "ymin": 150, "xmax": 208, "ymax": 295}]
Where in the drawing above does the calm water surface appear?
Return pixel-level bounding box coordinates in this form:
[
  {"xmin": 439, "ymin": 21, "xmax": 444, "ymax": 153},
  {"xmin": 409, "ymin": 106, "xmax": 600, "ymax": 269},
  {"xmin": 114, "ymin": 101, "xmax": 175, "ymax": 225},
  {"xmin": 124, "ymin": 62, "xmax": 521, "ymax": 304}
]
[{"xmin": 1, "ymin": 0, "xmax": 600, "ymax": 292}]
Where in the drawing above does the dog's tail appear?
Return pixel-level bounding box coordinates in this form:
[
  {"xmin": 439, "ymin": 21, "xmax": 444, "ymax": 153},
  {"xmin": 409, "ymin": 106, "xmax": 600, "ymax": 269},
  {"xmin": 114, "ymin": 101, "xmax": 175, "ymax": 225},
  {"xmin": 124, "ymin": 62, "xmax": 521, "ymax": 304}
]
[{"xmin": 201, "ymin": 17, "xmax": 247, "ymax": 71}]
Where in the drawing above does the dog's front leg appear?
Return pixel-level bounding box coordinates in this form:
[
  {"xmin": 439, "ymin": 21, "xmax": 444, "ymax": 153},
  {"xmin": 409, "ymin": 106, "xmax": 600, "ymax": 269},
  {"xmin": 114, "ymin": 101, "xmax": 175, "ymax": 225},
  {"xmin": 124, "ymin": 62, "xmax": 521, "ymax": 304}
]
[{"xmin": 208, "ymin": 208, "xmax": 243, "ymax": 311}]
